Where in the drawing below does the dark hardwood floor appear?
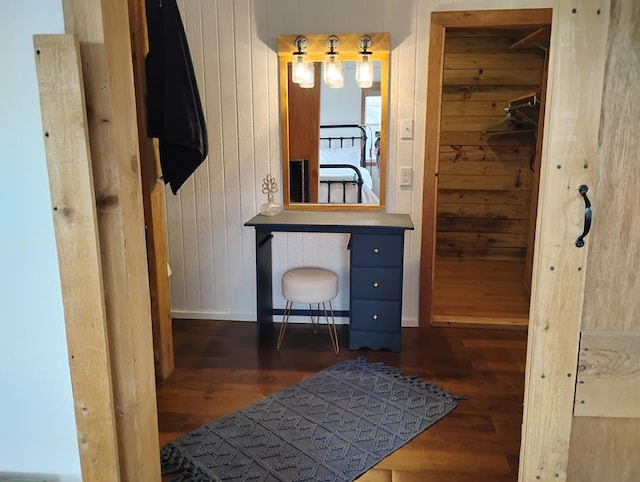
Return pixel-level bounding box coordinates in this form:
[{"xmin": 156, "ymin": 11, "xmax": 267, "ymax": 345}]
[{"xmin": 157, "ymin": 319, "xmax": 527, "ymax": 481}]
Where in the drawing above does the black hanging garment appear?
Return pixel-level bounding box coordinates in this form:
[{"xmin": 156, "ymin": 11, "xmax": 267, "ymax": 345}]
[{"xmin": 145, "ymin": 0, "xmax": 208, "ymax": 194}]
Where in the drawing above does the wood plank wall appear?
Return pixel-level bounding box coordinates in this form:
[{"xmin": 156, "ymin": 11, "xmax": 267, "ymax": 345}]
[{"xmin": 437, "ymin": 28, "xmax": 545, "ymax": 260}]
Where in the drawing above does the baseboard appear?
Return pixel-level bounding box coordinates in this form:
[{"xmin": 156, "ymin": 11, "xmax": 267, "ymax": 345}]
[
  {"xmin": 171, "ymin": 311, "xmax": 419, "ymax": 328},
  {"xmin": 431, "ymin": 314, "xmax": 528, "ymax": 330},
  {"xmin": 0, "ymin": 475, "xmax": 59, "ymax": 482},
  {"xmin": 171, "ymin": 311, "xmax": 256, "ymax": 322}
]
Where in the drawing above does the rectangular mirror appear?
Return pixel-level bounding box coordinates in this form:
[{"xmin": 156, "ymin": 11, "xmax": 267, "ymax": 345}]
[{"xmin": 277, "ymin": 33, "xmax": 390, "ymax": 210}]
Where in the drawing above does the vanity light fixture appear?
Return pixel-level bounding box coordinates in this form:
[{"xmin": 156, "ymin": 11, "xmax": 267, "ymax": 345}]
[
  {"xmin": 292, "ymin": 36, "xmax": 315, "ymax": 88},
  {"xmin": 324, "ymin": 35, "xmax": 343, "ymax": 88},
  {"xmin": 356, "ymin": 35, "xmax": 374, "ymax": 88}
]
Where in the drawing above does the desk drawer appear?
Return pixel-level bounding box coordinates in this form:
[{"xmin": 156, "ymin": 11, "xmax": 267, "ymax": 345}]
[
  {"xmin": 351, "ymin": 267, "xmax": 401, "ymax": 300},
  {"xmin": 350, "ymin": 234, "xmax": 403, "ymax": 267},
  {"xmin": 350, "ymin": 300, "xmax": 401, "ymax": 332}
]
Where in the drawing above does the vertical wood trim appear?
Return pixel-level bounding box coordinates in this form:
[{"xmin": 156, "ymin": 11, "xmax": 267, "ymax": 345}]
[
  {"xmin": 280, "ymin": 58, "xmax": 293, "ymax": 209},
  {"xmin": 524, "ymin": 45, "xmax": 550, "ymax": 294},
  {"xmin": 33, "ymin": 34, "xmax": 121, "ymax": 482},
  {"xmin": 378, "ymin": 55, "xmax": 389, "ymax": 211},
  {"xmin": 62, "ymin": 1, "xmax": 161, "ymax": 481},
  {"xmin": 418, "ymin": 19, "xmax": 444, "ymax": 327},
  {"xmin": 127, "ymin": 0, "xmax": 174, "ymax": 380},
  {"xmin": 518, "ymin": 1, "xmax": 610, "ymax": 480}
]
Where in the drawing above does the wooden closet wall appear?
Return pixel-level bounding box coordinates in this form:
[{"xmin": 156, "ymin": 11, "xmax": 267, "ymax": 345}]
[{"xmin": 436, "ymin": 28, "xmax": 546, "ymax": 261}]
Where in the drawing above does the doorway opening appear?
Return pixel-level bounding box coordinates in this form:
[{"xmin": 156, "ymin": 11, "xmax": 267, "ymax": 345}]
[{"xmin": 419, "ymin": 10, "xmax": 552, "ymax": 329}]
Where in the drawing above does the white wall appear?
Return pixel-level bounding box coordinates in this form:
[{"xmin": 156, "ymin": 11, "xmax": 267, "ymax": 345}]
[
  {"xmin": 167, "ymin": 0, "xmax": 553, "ymax": 325},
  {"xmin": 320, "ymin": 65, "xmax": 362, "ymax": 125},
  {"xmin": 0, "ymin": 1, "xmax": 82, "ymax": 480}
]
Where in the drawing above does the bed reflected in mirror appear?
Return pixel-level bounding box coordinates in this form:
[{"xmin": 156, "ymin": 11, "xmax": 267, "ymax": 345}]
[
  {"xmin": 277, "ymin": 33, "xmax": 390, "ymax": 211},
  {"xmin": 290, "ymin": 121, "xmax": 379, "ymax": 204}
]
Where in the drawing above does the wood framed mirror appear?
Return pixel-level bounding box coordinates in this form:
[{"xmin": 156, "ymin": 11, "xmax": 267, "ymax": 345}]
[{"xmin": 277, "ymin": 33, "xmax": 390, "ymax": 211}]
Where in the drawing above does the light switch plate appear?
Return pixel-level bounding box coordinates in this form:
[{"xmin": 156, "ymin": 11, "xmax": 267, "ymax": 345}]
[{"xmin": 401, "ymin": 119, "xmax": 413, "ymax": 139}]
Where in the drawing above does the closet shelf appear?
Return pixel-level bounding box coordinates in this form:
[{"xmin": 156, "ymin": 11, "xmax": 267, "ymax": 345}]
[{"xmin": 511, "ymin": 26, "xmax": 551, "ymax": 51}]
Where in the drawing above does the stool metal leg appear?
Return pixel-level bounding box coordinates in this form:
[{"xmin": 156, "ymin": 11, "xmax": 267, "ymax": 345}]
[
  {"xmin": 310, "ymin": 303, "xmax": 319, "ymax": 333},
  {"xmin": 277, "ymin": 300, "xmax": 293, "ymax": 352},
  {"xmin": 322, "ymin": 300, "xmax": 340, "ymax": 355}
]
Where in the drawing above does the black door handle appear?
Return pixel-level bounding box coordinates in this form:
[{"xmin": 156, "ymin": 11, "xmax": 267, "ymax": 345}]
[{"xmin": 576, "ymin": 184, "xmax": 592, "ymax": 248}]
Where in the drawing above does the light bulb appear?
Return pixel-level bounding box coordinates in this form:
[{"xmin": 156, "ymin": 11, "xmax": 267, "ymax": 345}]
[
  {"xmin": 356, "ymin": 54, "xmax": 373, "ymax": 88},
  {"xmin": 292, "ymin": 54, "xmax": 308, "ymax": 84},
  {"xmin": 299, "ymin": 62, "xmax": 315, "ymax": 88},
  {"xmin": 324, "ymin": 54, "xmax": 343, "ymax": 88}
]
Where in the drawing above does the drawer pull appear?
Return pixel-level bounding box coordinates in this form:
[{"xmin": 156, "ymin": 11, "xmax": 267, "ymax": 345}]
[
  {"xmin": 373, "ymin": 248, "xmax": 380, "ymax": 254},
  {"xmin": 372, "ymin": 314, "xmax": 378, "ymax": 320},
  {"xmin": 373, "ymin": 282, "xmax": 379, "ymax": 288}
]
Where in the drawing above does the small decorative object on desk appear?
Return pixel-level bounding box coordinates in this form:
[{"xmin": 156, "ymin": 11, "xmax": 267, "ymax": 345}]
[{"xmin": 260, "ymin": 174, "xmax": 282, "ymax": 216}]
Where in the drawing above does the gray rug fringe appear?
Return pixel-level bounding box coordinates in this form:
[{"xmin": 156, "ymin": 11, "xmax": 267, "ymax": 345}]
[{"xmin": 162, "ymin": 443, "xmax": 219, "ymax": 481}]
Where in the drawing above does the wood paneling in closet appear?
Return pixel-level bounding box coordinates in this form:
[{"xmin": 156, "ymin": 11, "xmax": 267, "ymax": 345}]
[{"xmin": 437, "ymin": 27, "xmax": 545, "ymax": 260}]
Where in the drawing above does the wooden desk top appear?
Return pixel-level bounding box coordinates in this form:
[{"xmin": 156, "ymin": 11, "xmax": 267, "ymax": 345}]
[{"xmin": 245, "ymin": 211, "xmax": 414, "ymax": 232}]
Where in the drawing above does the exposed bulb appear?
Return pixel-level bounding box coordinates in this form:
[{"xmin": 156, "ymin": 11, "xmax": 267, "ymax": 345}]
[
  {"xmin": 299, "ymin": 62, "xmax": 315, "ymax": 88},
  {"xmin": 356, "ymin": 54, "xmax": 373, "ymax": 88},
  {"xmin": 292, "ymin": 54, "xmax": 308, "ymax": 84},
  {"xmin": 324, "ymin": 54, "xmax": 343, "ymax": 88}
]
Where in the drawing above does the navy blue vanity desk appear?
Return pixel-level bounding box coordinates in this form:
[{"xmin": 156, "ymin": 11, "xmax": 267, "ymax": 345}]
[{"xmin": 245, "ymin": 211, "xmax": 414, "ymax": 352}]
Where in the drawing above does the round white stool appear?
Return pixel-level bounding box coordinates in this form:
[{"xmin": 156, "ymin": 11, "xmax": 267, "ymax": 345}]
[{"xmin": 277, "ymin": 267, "xmax": 339, "ymax": 355}]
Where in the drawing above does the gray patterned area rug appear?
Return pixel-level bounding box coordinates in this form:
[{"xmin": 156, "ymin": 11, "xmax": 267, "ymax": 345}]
[{"xmin": 161, "ymin": 357, "xmax": 460, "ymax": 481}]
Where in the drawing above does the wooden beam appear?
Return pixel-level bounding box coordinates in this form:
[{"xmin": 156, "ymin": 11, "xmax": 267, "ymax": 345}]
[
  {"xmin": 33, "ymin": 34, "xmax": 120, "ymax": 481},
  {"xmin": 61, "ymin": 1, "xmax": 161, "ymax": 481},
  {"xmin": 524, "ymin": 37, "xmax": 550, "ymax": 295},
  {"xmin": 432, "ymin": 9, "xmax": 552, "ymax": 28},
  {"xmin": 575, "ymin": 331, "xmax": 640, "ymax": 418},
  {"xmin": 127, "ymin": 0, "xmax": 174, "ymax": 380},
  {"xmin": 418, "ymin": 21, "xmax": 445, "ymax": 327},
  {"xmin": 518, "ymin": 1, "xmax": 609, "ymax": 480}
]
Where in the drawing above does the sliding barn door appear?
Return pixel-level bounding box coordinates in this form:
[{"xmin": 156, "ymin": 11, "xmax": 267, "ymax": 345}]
[{"xmin": 567, "ymin": 1, "xmax": 640, "ymax": 479}]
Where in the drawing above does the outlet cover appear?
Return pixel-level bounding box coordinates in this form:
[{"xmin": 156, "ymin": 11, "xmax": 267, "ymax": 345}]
[{"xmin": 399, "ymin": 167, "xmax": 412, "ymax": 187}]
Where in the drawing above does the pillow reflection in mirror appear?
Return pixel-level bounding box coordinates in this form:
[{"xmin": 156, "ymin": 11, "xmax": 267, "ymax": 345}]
[{"xmin": 319, "ymin": 145, "xmax": 362, "ymax": 166}]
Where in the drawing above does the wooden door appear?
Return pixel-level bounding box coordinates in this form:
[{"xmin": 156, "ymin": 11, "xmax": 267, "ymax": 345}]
[
  {"xmin": 566, "ymin": 0, "xmax": 640, "ymax": 479},
  {"xmin": 520, "ymin": 1, "xmax": 640, "ymax": 480},
  {"xmin": 288, "ymin": 64, "xmax": 321, "ymax": 202}
]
